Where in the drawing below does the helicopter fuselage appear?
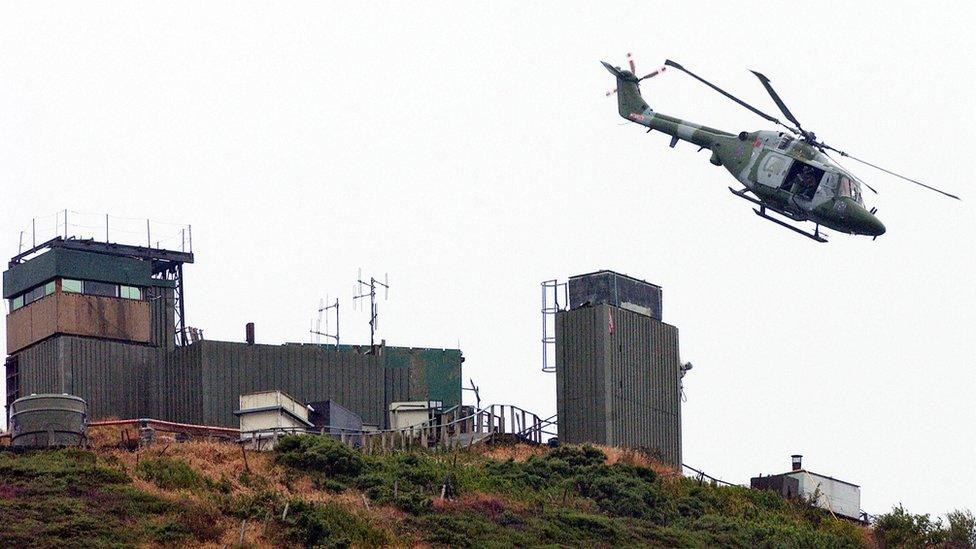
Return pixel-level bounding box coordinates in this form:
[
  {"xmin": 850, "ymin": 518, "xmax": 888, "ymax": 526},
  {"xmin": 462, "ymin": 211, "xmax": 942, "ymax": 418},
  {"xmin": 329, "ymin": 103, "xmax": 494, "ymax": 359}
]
[
  {"xmin": 606, "ymin": 62, "xmax": 886, "ymax": 240},
  {"xmin": 713, "ymin": 130, "xmax": 886, "ymax": 237}
]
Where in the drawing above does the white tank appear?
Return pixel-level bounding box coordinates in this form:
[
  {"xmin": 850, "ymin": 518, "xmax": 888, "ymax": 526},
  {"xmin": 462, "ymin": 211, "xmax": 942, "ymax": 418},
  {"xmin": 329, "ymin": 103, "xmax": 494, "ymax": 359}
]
[{"xmin": 10, "ymin": 394, "xmax": 88, "ymax": 448}]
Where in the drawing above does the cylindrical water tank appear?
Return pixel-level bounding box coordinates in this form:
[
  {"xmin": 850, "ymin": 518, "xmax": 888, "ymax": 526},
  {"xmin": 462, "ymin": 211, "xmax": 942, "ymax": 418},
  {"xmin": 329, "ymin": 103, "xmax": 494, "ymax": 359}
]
[{"xmin": 10, "ymin": 394, "xmax": 88, "ymax": 448}]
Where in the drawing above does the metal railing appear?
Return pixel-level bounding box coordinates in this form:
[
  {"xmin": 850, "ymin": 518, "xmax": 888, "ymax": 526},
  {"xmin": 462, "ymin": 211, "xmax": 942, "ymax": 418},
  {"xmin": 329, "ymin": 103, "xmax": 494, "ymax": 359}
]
[{"xmin": 239, "ymin": 403, "xmax": 557, "ymax": 452}]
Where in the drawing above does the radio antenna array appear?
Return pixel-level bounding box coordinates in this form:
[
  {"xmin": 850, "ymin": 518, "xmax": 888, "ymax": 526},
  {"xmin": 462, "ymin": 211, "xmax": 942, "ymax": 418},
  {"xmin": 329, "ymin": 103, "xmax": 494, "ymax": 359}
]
[
  {"xmin": 354, "ymin": 269, "xmax": 390, "ymax": 348},
  {"xmin": 310, "ymin": 295, "xmax": 340, "ymax": 348}
]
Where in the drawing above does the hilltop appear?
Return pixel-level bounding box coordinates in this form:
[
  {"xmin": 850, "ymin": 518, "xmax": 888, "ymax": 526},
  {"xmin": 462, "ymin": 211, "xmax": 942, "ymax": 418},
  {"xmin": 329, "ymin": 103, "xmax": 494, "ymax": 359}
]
[{"xmin": 0, "ymin": 432, "xmax": 971, "ymax": 547}]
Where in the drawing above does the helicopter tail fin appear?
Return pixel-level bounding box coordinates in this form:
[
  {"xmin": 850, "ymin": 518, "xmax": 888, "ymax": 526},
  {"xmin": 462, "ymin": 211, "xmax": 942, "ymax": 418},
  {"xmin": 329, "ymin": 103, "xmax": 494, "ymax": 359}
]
[{"xmin": 602, "ymin": 61, "xmax": 651, "ymax": 121}]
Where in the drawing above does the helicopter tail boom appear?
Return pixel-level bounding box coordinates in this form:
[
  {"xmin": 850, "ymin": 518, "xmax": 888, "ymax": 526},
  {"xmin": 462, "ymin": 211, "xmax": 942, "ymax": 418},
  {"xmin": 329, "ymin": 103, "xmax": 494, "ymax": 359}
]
[{"xmin": 603, "ymin": 60, "xmax": 733, "ymax": 150}]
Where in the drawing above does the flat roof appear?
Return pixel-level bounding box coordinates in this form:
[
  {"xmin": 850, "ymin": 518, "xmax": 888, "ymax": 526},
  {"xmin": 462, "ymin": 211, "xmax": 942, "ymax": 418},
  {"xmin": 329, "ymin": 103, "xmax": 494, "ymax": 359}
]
[{"xmin": 568, "ymin": 269, "xmax": 662, "ymax": 289}]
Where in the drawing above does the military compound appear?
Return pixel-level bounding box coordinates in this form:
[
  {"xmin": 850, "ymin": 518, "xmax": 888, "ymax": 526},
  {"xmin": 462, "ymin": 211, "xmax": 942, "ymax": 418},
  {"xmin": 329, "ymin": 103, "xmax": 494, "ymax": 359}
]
[
  {"xmin": 3, "ymin": 236, "xmax": 461, "ymax": 430},
  {"xmin": 3, "ymin": 224, "xmax": 685, "ymax": 468}
]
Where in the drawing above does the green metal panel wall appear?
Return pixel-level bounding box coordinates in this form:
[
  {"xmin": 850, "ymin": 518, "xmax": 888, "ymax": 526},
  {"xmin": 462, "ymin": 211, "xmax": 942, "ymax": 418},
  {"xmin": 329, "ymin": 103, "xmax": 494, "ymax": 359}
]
[
  {"xmin": 555, "ymin": 306, "xmax": 608, "ymax": 444},
  {"xmin": 555, "ymin": 304, "xmax": 682, "ymax": 467},
  {"xmin": 383, "ymin": 347, "xmax": 463, "ymax": 408},
  {"xmin": 13, "ymin": 336, "xmax": 153, "ymax": 420},
  {"xmin": 4, "ymin": 248, "xmax": 173, "ymax": 298},
  {"xmin": 9, "ymin": 336, "xmax": 463, "ymax": 429}
]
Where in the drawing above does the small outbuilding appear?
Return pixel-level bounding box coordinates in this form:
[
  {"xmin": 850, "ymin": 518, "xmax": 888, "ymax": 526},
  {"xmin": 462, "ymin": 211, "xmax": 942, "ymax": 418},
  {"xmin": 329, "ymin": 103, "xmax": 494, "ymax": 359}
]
[{"xmin": 751, "ymin": 455, "xmax": 862, "ymax": 521}]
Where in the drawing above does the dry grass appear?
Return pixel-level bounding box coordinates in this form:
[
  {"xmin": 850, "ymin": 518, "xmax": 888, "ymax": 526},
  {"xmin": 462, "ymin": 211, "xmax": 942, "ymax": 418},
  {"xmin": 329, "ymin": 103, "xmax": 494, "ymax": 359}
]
[
  {"xmin": 478, "ymin": 443, "xmax": 547, "ymax": 462},
  {"xmin": 598, "ymin": 445, "xmax": 682, "ymax": 481},
  {"xmin": 432, "ymin": 492, "xmax": 525, "ymax": 518}
]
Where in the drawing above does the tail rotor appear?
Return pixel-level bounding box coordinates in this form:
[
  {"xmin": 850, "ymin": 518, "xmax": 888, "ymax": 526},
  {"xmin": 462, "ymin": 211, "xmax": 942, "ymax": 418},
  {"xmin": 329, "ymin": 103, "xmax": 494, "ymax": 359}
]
[{"xmin": 605, "ymin": 52, "xmax": 666, "ymax": 96}]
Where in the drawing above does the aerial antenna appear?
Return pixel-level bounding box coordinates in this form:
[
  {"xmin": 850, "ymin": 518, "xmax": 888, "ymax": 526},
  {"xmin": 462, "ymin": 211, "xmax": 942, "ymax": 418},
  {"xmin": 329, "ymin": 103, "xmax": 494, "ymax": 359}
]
[
  {"xmin": 354, "ymin": 269, "xmax": 390, "ymax": 348},
  {"xmin": 461, "ymin": 378, "xmax": 481, "ymax": 410},
  {"xmin": 309, "ymin": 295, "xmax": 340, "ymax": 348}
]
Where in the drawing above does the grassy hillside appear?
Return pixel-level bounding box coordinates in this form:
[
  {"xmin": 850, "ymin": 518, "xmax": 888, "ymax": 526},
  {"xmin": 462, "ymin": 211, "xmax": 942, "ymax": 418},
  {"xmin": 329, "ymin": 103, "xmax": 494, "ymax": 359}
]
[{"xmin": 0, "ymin": 432, "xmax": 884, "ymax": 548}]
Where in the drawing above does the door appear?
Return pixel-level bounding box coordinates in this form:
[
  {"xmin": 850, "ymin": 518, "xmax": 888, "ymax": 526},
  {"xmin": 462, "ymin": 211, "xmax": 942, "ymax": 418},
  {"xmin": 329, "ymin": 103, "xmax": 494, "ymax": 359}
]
[{"xmin": 757, "ymin": 152, "xmax": 793, "ymax": 189}]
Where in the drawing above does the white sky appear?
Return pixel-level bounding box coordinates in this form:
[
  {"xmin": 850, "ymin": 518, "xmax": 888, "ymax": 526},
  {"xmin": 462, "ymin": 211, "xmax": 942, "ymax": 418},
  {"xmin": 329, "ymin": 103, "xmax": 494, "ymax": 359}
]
[{"xmin": 2, "ymin": 1, "xmax": 973, "ymax": 517}]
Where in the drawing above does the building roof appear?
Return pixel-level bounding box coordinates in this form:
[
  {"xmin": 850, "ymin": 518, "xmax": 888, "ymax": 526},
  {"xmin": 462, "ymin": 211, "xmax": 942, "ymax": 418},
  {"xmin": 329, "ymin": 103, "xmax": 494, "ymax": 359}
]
[
  {"xmin": 785, "ymin": 469, "xmax": 860, "ymax": 489},
  {"xmin": 568, "ymin": 269, "xmax": 662, "ymax": 289}
]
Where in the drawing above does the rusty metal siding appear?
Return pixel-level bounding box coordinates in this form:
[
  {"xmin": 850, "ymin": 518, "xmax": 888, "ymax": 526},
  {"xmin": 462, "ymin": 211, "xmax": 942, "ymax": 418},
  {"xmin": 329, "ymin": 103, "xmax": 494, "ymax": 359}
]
[{"xmin": 556, "ymin": 304, "xmax": 682, "ymax": 467}]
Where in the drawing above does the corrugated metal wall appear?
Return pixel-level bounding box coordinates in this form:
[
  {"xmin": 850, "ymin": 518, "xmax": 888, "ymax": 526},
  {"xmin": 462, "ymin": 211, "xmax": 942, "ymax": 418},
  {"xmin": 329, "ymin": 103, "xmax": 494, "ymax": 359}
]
[
  {"xmin": 555, "ymin": 306, "xmax": 607, "ymax": 443},
  {"xmin": 556, "ymin": 304, "xmax": 682, "ymax": 467},
  {"xmin": 11, "ymin": 336, "xmax": 462, "ymax": 430},
  {"xmin": 15, "ymin": 336, "xmax": 153, "ymax": 420}
]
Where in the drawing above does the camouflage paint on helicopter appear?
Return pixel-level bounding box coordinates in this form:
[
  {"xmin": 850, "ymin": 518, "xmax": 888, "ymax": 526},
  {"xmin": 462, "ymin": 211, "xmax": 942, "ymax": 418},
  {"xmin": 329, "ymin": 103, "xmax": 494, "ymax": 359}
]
[{"xmin": 603, "ymin": 57, "xmax": 958, "ymax": 242}]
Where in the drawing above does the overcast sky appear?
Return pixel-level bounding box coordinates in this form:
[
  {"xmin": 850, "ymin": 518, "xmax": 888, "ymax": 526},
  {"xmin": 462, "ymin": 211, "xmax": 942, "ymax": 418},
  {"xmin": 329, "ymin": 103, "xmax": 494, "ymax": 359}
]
[{"xmin": 2, "ymin": 2, "xmax": 973, "ymax": 516}]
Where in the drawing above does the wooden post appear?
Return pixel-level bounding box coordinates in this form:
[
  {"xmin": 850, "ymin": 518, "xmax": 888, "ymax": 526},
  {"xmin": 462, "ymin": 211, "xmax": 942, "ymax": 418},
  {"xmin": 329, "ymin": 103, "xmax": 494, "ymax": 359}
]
[{"xmin": 521, "ymin": 410, "xmax": 527, "ymax": 437}]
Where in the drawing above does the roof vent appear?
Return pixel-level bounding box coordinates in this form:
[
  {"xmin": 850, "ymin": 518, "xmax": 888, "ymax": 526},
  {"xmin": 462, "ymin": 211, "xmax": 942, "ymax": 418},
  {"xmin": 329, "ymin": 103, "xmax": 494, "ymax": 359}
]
[{"xmin": 791, "ymin": 454, "xmax": 803, "ymax": 471}]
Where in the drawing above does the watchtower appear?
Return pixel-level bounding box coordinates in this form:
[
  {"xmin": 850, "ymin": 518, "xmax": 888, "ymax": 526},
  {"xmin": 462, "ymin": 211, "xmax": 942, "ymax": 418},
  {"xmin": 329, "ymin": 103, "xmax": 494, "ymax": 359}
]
[
  {"xmin": 4, "ymin": 236, "xmax": 193, "ymax": 417},
  {"xmin": 555, "ymin": 270, "xmax": 682, "ymax": 467}
]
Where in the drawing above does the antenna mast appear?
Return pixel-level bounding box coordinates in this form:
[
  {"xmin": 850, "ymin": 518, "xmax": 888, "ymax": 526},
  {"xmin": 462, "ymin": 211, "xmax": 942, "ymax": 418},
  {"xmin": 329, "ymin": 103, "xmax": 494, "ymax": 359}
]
[
  {"xmin": 354, "ymin": 269, "xmax": 390, "ymax": 348},
  {"xmin": 310, "ymin": 295, "xmax": 340, "ymax": 348}
]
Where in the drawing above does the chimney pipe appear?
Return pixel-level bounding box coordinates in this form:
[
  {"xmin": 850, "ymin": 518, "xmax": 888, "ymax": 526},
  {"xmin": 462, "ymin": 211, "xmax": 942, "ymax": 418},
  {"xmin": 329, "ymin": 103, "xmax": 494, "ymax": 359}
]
[
  {"xmin": 245, "ymin": 322, "xmax": 255, "ymax": 345},
  {"xmin": 791, "ymin": 454, "xmax": 803, "ymax": 471}
]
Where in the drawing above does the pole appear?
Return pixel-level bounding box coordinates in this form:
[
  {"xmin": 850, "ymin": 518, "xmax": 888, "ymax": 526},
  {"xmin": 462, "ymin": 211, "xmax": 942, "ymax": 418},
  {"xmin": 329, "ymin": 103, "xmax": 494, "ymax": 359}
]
[
  {"xmin": 18, "ymin": 231, "xmax": 23, "ymax": 254},
  {"xmin": 32, "ymin": 218, "xmax": 36, "ymax": 248},
  {"xmin": 188, "ymin": 225, "xmax": 192, "ymax": 253},
  {"xmin": 146, "ymin": 219, "xmax": 151, "ymax": 248},
  {"xmin": 106, "ymin": 214, "xmax": 109, "ymax": 242},
  {"xmin": 64, "ymin": 209, "xmax": 68, "ymax": 239}
]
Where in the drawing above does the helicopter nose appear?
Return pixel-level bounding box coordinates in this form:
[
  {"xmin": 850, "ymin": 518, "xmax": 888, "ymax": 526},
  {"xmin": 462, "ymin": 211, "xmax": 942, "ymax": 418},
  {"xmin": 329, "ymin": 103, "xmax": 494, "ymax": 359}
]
[{"xmin": 864, "ymin": 214, "xmax": 886, "ymax": 237}]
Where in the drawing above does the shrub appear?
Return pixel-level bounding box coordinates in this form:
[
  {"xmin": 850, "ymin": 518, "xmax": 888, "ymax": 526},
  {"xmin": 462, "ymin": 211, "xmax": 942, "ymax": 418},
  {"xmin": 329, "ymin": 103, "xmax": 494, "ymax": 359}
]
[
  {"xmin": 946, "ymin": 509, "xmax": 976, "ymax": 548},
  {"xmin": 136, "ymin": 457, "xmax": 205, "ymax": 491},
  {"xmin": 275, "ymin": 435, "xmax": 366, "ymax": 479},
  {"xmin": 281, "ymin": 499, "xmax": 390, "ymax": 548},
  {"xmin": 178, "ymin": 498, "xmax": 224, "ymax": 542}
]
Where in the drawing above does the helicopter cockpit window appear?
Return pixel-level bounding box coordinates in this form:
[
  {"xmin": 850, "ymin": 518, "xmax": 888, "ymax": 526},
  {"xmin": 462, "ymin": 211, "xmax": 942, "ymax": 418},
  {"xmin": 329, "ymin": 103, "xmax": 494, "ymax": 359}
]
[
  {"xmin": 838, "ymin": 176, "xmax": 864, "ymax": 204},
  {"xmin": 777, "ymin": 135, "xmax": 793, "ymax": 150}
]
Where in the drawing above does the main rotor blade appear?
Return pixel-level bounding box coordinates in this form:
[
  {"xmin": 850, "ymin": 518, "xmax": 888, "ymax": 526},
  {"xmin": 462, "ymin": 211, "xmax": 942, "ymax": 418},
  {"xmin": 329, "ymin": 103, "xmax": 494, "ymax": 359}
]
[
  {"xmin": 664, "ymin": 59, "xmax": 792, "ymax": 131},
  {"xmin": 750, "ymin": 70, "xmax": 806, "ymax": 134},
  {"xmin": 821, "ymin": 150, "xmax": 878, "ymax": 194},
  {"xmin": 822, "ymin": 144, "xmax": 961, "ymax": 200}
]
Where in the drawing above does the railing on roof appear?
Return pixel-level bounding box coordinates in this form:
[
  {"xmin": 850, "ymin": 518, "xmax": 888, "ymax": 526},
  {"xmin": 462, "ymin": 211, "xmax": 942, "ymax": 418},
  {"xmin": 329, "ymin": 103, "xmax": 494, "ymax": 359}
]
[{"xmin": 15, "ymin": 210, "xmax": 192, "ymax": 257}]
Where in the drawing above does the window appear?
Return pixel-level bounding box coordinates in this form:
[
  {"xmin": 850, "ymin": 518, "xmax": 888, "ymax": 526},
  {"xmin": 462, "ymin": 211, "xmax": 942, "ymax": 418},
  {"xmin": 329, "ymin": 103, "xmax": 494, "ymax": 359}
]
[
  {"xmin": 83, "ymin": 280, "xmax": 118, "ymax": 298},
  {"xmin": 11, "ymin": 295, "xmax": 23, "ymax": 311},
  {"xmin": 44, "ymin": 281, "xmax": 55, "ymax": 296},
  {"xmin": 23, "ymin": 285, "xmax": 46, "ymax": 306},
  {"xmin": 119, "ymin": 286, "xmax": 142, "ymax": 300},
  {"xmin": 62, "ymin": 279, "xmax": 83, "ymax": 293}
]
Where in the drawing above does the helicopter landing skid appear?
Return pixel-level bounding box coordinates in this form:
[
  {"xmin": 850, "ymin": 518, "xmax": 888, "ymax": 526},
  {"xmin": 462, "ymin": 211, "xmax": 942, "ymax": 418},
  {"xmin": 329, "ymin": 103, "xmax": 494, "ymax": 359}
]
[
  {"xmin": 753, "ymin": 207, "xmax": 827, "ymax": 243},
  {"xmin": 728, "ymin": 187, "xmax": 827, "ymax": 242}
]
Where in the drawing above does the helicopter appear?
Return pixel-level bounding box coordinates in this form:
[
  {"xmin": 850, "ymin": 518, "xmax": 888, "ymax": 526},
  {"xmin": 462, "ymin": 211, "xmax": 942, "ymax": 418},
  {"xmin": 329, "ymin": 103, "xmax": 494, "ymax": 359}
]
[{"xmin": 602, "ymin": 54, "xmax": 960, "ymax": 242}]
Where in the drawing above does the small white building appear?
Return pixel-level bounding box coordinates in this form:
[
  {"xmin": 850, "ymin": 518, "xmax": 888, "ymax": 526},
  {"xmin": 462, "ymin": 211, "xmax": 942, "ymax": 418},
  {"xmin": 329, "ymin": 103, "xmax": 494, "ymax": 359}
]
[
  {"xmin": 751, "ymin": 455, "xmax": 862, "ymax": 521},
  {"xmin": 235, "ymin": 390, "xmax": 314, "ymax": 449},
  {"xmin": 388, "ymin": 400, "xmax": 443, "ymax": 430}
]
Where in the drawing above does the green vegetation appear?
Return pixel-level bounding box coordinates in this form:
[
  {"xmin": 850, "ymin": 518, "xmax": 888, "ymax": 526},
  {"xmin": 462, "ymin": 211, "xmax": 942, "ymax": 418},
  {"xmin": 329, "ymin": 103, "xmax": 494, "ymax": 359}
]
[
  {"xmin": 2, "ymin": 438, "xmax": 972, "ymax": 548},
  {"xmin": 0, "ymin": 449, "xmax": 191, "ymax": 547},
  {"xmin": 873, "ymin": 505, "xmax": 976, "ymax": 548},
  {"xmin": 271, "ymin": 435, "xmax": 869, "ymax": 547}
]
